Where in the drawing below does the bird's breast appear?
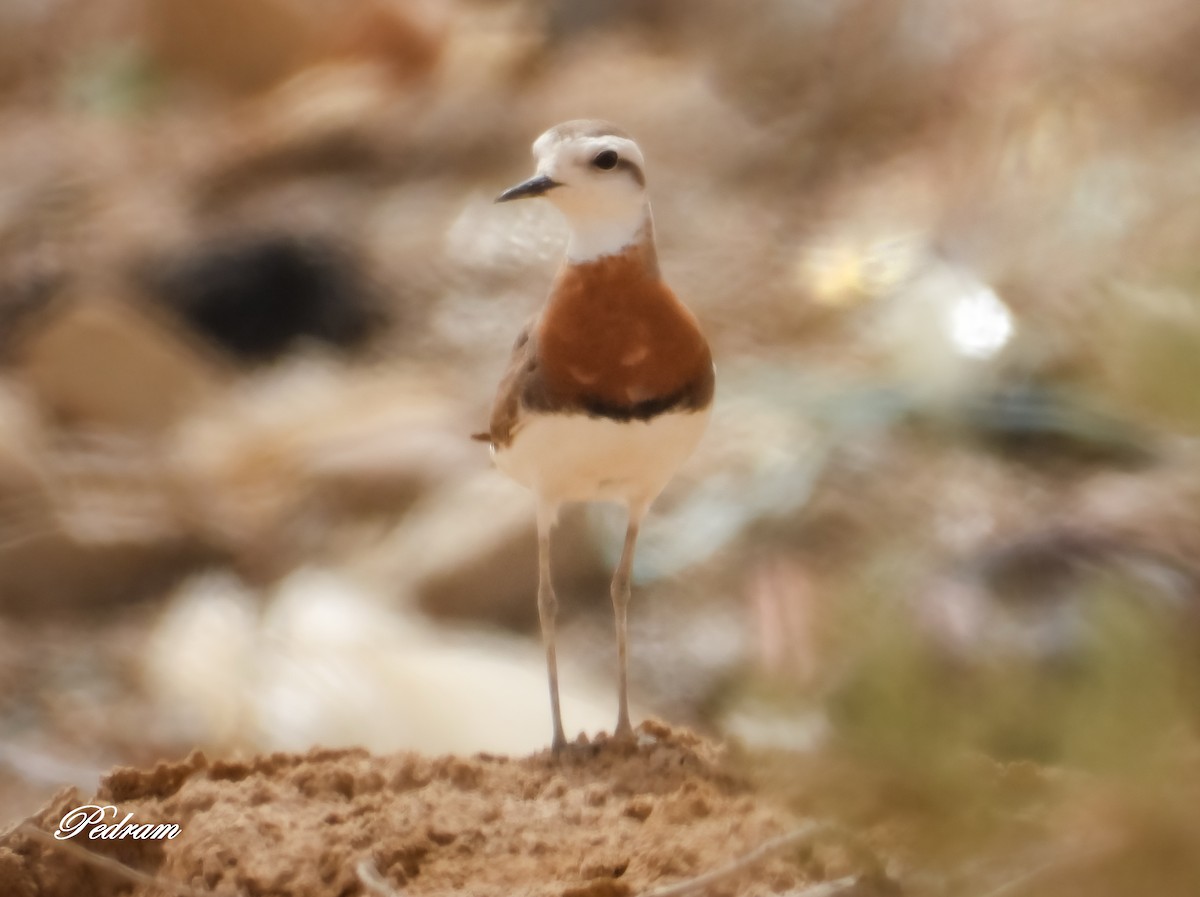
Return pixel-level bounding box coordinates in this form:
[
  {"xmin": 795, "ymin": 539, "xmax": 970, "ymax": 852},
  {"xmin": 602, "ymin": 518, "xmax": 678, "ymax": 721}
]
[{"xmin": 535, "ymin": 254, "xmax": 712, "ymax": 417}]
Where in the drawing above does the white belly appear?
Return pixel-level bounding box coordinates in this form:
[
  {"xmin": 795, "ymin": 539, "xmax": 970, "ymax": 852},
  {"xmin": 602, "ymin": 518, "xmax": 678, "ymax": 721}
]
[{"xmin": 493, "ymin": 407, "xmax": 711, "ymax": 509}]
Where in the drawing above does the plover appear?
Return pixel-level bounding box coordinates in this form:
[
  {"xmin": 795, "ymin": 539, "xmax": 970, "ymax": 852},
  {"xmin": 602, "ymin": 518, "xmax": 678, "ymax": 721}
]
[{"xmin": 475, "ymin": 120, "xmax": 714, "ymax": 751}]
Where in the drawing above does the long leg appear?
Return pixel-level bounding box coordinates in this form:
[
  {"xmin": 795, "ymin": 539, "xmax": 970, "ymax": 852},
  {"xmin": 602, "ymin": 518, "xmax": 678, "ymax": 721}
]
[
  {"xmin": 612, "ymin": 507, "xmax": 646, "ymax": 741},
  {"xmin": 537, "ymin": 502, "xmax": 568, "ymax": 751}
]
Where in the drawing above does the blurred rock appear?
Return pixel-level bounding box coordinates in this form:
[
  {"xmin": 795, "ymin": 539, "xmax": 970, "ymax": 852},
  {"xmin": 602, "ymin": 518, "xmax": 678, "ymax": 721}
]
[
  {"xmin": 141, "ymin": 570, "xmax": 260, "ymax": 744},
  {"xmin": 144, "ymin": 567, "xmax": 617, "ymax": 754},
  {"xmin": 168, "ymin": 359, "xmax": 472, "ymax": 581},
  {"xmin": 436, "ymin": 2, "xmax": 543, "ymax": 88},
  {"xmin": 0, "ymin": 121, "xmax": 105, "ymax": 345},
  {"xmin": 0, "ymin": 412, "xmax": 215, "ymax": 616},
  {"xmin": 251, "ymin": 60, "xmax": 401, "ymax": 152},
  {"xmin": 0, "ymin": 526, "xmax": 212, "ymax": 617},
  {"xmin": 14, "ymin": 297, "xmax": 224, "ymax": 432},
  {"xmin": 193, "ymin": 63, "xmax": 403, "ymax": 215},
  {"xmin": 137, "ymin": 0, "xmax": 445, "ymax": 98},
  {"xmin": 138, "ymin": 0, "xmax": 324, "ymax": 97},
  {"xmin": 700, "ymin": 0, "xmax": 986, "ymax": 147},
  {"xmin": 282, "ymin": 371, "xmax": 476, "ymax": 516},
  {"xmin": 358, "ymin": 471, "xmax": 609, "ymax": 628},
  {"xmin": 142, "ymin": 232, "xmax": 385, "ymax": 363},
  {"xmin": 47, "ymin": 433, "xmax": 187, "ymax": 547},
  {"xmin": 542, "ymin": 0, "xmax": 690, "ymax": 47},
  {"xmin": 3, "ymin": 353, "xmax": 476, "ymax": 610},
  {"xmin": 328, "ymin": 0, "xmax": 447, "ymax": 84},
  {"xmin": 0, "ymin": 313, "xmax": 223, "ymax": 614},
  {"xmin": 0, "ymin": 379, "xmax": 46, "ymax": 486},
  {"xmin": 0, "ymin": 379, "xmax": 54, "ymax": 558},
  {"xmin": 0, "ymin": 1, "xmax": 69, "ymax": 99}
]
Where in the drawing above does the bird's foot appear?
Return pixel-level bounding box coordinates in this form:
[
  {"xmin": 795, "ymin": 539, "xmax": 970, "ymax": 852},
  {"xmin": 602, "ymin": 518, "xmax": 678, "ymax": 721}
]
[{"xmin": 613, "ymin": 718, "xmax": 636, "ymax": 745}]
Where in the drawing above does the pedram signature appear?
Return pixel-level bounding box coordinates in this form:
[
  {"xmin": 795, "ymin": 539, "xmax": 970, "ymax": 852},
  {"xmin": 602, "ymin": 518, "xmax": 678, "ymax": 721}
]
[{"xmin": 55, "ymin": 805, "xmax": 181, "ymax": 841}]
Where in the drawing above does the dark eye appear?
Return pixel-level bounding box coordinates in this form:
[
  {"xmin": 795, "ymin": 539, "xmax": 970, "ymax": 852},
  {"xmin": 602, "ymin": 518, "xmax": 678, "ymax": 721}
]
[{"xmin": 592, "ymin": 150, "xmax": 619, "ymax": 170}]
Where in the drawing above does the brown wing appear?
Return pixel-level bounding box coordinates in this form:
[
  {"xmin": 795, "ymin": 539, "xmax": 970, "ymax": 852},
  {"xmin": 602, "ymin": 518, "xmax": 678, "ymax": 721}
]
[{"xmin": 474, "ymin": 315, "xmax": 545, "ymax": 448}]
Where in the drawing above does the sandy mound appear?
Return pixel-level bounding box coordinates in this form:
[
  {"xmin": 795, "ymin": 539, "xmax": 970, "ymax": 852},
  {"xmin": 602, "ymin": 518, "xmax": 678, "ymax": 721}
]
[{"xmin": 0, "ymin": 723, "xmax": 830, "ymax": 897}]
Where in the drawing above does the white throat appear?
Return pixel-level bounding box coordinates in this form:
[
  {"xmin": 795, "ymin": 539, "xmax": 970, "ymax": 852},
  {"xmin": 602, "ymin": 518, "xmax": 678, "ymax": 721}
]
[{"xmin": 564, "ymin": 204, "xmax": 652, "ymax": 263}]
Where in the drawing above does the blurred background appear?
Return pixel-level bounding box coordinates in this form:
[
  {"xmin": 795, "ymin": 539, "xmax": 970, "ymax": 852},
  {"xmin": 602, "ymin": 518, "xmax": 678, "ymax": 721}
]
[{"xmin": 2, "ymin": 0, "xmax": 1200, "ymax": 892}]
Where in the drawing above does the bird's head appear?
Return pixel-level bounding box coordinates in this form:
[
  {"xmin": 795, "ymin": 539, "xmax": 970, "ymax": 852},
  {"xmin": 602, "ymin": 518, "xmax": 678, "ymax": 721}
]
[{"xmin": 497, "ymin": 120, "xmax": 651, "ymax": 262}]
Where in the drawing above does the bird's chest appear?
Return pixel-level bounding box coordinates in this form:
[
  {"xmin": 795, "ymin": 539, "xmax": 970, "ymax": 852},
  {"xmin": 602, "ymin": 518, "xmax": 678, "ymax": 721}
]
[
  {"xmin": 537, "ymin": 284, "xmax": 694, "ymax": 408},
  {"xmin": 546, "ymin": 316, "xmax": 657, "ymax": 398}
]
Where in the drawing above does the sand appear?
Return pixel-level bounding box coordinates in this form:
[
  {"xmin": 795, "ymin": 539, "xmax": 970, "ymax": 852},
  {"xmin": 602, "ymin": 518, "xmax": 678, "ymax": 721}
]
[{"xmin": 0, "ymin": 722, "xmax": 841, "ymax": 897}]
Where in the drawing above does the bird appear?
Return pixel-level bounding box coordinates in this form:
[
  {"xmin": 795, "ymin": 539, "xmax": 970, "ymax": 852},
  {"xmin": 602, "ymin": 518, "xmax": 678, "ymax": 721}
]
[{"xmin": 474, "ymin": 120, "xmax": 715, "ymax": 751}]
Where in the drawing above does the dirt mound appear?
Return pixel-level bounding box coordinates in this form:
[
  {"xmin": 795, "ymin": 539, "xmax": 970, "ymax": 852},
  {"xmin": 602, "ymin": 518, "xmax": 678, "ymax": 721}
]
[{"xmin": 0, "ymin": 722, "xmax": 825, "ymax": 897}]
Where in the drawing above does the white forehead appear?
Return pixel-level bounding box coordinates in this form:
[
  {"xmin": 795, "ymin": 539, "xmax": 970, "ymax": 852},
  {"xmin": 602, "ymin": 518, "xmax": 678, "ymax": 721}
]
[{"xmin": 531, "ymin": 129, "xmax": 645, "ymax": 171}]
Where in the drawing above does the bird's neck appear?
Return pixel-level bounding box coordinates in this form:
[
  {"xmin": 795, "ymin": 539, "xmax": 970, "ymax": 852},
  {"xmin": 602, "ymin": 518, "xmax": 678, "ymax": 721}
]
[
  {"xmin": 549, "ymin": 223, "xmax": 665, "ymax": 317},
  {"xmin": 565, "ymin": 203, "xmax": 657, "ymax": 271}
]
